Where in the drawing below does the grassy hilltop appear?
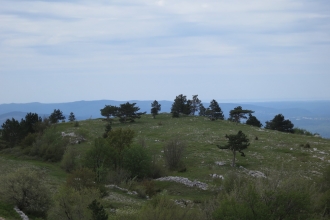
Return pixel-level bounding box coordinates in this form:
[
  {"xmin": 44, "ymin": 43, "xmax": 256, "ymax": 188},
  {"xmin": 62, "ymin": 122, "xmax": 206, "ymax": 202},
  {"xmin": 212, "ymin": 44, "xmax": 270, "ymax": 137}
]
[{"xmin": 1, "ymin": 113, "xmax": 330, "ymax": 219}]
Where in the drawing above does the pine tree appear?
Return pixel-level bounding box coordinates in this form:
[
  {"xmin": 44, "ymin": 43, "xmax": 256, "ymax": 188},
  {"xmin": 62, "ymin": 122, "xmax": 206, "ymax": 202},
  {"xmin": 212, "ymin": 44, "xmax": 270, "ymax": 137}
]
[
  {"xmin": 68, "ymin": 112, "xmax": 76, "ymax": 122},
  {"xmin": 49, "ymin": 109, "xmax": 66, "ymax": 124},
  {"xmin": 246, "ymin": 113, "xmax": 263, "ymax": 128},
  {"xmin": 151, "ymin": 100, "xmax": 161, "ymax": 119},
  {"xmin": 88, "ymin": 199, "xmax": 108, "ymax": 220},
  {"xmin": 191, "ymin": 95, "xmax": 201, "ymax": 116},
  {"xmin": 171, "ymin": 94, "xmax": 189, "ymax": 117},
  {"xmin": 206, "ymin": 99, "xmax": 224, "ymax": 120},
  {"xmin": 199, "ymin": 103, "xmax": 206, "ymax": 116},
  {"xmin": 228, "ymin": 106, "xmax": 254, "ymax": 124},
  {"xmin": 116, "ymin": 102, "xmax": 145, "ymax": 123},
  {"xmin": 265, "ymin": 114, "xmax": 294, "ymax": 133},
  {"xmin": 100, "ymin": 105, "xmax": 118, "ymax": 121},
  {"xmin": 217, "ymin": 130, "xmax": 249, "ymax": 167}
]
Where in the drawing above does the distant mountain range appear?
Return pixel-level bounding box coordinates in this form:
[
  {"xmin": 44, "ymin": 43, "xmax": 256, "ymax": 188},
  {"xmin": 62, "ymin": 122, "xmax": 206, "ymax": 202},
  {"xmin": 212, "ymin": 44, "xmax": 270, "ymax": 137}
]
[{"xmin": 1, "ymin": 100, "xmax": 330, "ymax": 138}]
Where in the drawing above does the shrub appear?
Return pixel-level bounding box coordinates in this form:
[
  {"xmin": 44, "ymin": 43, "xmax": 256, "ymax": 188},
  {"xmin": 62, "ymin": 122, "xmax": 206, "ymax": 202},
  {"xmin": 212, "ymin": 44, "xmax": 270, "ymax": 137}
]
[
  {"xmin": 20, "ymin": 133, "xmax": 38, "ymax": 149},
  {"xmin": 29, "ymin": 128, "xmax": 69, "ymax": 162},
  {"xmin": 48, "ymin": 186, "xmax": 100, "ymax": 220},
  {"xmin": 88, "ymin": 199, "xmax": 108, "ymax": 220},
  {"xmin": 137, "ymin": 193, "xmax": 202, "ymax": 220},
  {"xmin": 122, "ymin": 145, "xmax": 152, "ymax": 178},
  {"xmin": 0, "ymin": 167, "xmax": 51, "ymax": 217},
  {"xmin": 60, "ymin": 146, "xmax": 78, "ymax": 172},
  {"xmin": 163, "ymin": 138, "xmax": 186, "ymax": 171},
  {"xmin": 66, "ymin": 168, "xmax": 97, "ymax": 191}
]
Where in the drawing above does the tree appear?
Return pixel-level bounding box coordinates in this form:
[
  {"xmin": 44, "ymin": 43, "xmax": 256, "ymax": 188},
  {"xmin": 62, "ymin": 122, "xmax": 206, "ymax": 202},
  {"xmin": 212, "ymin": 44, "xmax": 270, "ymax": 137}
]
[
  {"xmin": 49, "ymin": 109, "xmax": 66, "ymax": 123},
  {"xmin": 190, "ymin": 95, "xmax": 201, "ymax": 116},
  {"xmin": 246, "ymin": 113, "xmax": 263, "ymax": 128},
  {"xmin": 68, "ymin": 112, "xmax": 76, "ymax": 122},
  {"xmin": 199, "ymin": 103, "xmax": 206, "ymax": 116},
  {"xmin": 88, "ymin": 199, "xmax": 108, "ymax": 220},
  {"xmin": 163, "ymin": 138, "xmax": 186, "ymax": 171},
  {"xmin": 84, "ymin": 138, "xmax": 114, "ymax": 182},
  {"xmin": 20, "ymin": 112, "xmax": 42, "ymax": 135},
  {"xmin": 206, "ymin": 99, "xmax": 224, "ymax": 120},
  {"xmin": 122, "ymin": 145, "xmax": 152, "ymax": 178},
  {"xmin": 217, "ymin": 130, "xmax": 250, "ymax": 167},
  {"xmin": 0, "ymin": 167, "xmax": 51, "ymax": 216},
  {"xmin": 100, "ymin": 105, "xmax": 118, "ymax": 121},
  {"xmin": 228, "ymin": 106, "xmax": 254, "ymax": 124},
  {"xmin": 171, "ymin": 94, "xmax": 192, "ymax": 117},
  {"xmin": 106, "ymin": 128, "xmax": 135, "ymax": 169},
  {"xmin": 49, "ymin": 185, "xmax": 100, "ymax": 220},
  {"xmin": 265, "ymin": 114, "xmax": 294, "ymax": 133},
  {"xmin": 1, "ymin": 118, "xmax": 22, "ymax": 146},
  {"xmin": 116, "ymin": 102, "xmax": 145, "ymax": 123},
  {"xmin": 151, "ymin": 100, "xmax": 161, "ymax": 119}
]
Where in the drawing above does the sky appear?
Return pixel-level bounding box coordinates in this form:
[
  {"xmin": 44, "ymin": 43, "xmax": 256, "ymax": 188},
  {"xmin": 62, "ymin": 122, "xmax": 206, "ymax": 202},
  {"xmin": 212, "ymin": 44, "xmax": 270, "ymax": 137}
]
[{"xmin": 0, "ymin": 0, "xmax": 329, "ymax": 104}]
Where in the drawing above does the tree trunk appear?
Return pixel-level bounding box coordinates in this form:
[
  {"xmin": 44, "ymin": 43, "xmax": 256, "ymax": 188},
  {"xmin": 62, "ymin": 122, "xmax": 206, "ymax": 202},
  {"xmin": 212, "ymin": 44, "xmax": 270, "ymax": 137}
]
[{"xmin": 232, "ymin": 150, "xmax": 236, "ymax": 167}]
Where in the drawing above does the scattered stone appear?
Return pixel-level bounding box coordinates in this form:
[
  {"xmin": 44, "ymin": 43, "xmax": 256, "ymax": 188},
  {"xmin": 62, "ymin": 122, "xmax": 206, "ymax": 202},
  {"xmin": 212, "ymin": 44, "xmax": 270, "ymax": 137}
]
[
  {"xmin": 61, "ymin": 132, "xmax": 86, "ymax": 144},
  {"xmin": 210, "ymin": 174, "xmax": 224, "ymax": 179},
  {"xmin": 14, "ymin": 207, "xmax": 29, "ymax": 220},
  {"xmin": 106, "ymin": 184, "xmax": 138, "ymax": 195},
  {"xmin": 215, "ymin": 161, "xmax": 226, "ymax": 166},
  {"xmin": 311, "ymin": 171, "xmax": 322, "ymax": 175},
  {"xmin": 174, "ymin": 199, "xmax": 193, "ymax": 207},
  {"xmin": 156, "ymin": 176, "xmax": 208, "ymax": 190},
  {"xmin": 239, "ymin": 166, "xmax": 266, "ymax": 178}
]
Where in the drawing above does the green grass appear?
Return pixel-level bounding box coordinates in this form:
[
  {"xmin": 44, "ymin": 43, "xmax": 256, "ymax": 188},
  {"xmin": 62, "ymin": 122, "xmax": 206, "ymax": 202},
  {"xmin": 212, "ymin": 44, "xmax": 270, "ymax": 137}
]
[{"xmin": 1, "ymin": 113, "xmax": 330, "ymax": 218}]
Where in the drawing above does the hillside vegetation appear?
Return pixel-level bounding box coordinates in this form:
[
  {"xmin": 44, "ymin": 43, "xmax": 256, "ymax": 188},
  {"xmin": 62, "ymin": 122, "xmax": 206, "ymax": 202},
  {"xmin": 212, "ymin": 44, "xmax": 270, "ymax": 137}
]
[{"xmin": 1, "ymin": 113, "xmax": 330, "ymax": 219}]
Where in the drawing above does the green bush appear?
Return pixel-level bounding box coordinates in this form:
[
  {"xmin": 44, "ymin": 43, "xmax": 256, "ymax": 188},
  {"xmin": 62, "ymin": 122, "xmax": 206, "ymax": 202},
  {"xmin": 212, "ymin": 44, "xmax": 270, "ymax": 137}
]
[
  {"xmin": 60, "ymin": 146, "xmax": 78, "ymax": 173},
  {"xmin": 0, "ymin": 167, "xmax": 51, "ymax": 217},
  {"xmin": 163, "ymin": 138, "xmax": 186, "ymax": 171},
  {"xmin": 48, "ymin": 186, "xmax": 100, "ymax": 220},
  {"xmin": 137, "ymin": 193, "xmax": 203, "ymax": 220},
  {"xmin": 20, "ymin": 133, "xmax": 38, "ymax": 149},
  {"xmin": 28, "ymin": 128, "xmax": 69, "ymax": 162},
  {"xmin": 122, "ymin": 145, "xmax": 152, "ymax": 178},
  {"xmin": 213, "ymin": 174, "xmax": 312, "ymax": 220}
]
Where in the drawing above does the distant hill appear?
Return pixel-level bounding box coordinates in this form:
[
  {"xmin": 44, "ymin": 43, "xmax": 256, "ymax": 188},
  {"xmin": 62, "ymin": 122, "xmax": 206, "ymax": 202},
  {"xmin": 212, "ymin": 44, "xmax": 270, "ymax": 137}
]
[{"xmin": 1, "ymin": 100, "xmax": 329, "ymax": 138}]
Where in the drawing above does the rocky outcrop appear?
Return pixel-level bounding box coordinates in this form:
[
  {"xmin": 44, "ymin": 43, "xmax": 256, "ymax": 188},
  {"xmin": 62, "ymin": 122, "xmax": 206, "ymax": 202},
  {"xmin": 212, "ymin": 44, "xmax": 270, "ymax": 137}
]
[
  {"xmin": 156, "ymin": 176, "xmax": 208, "ymax": 190},
  {"xmin": 14, "ymin": 207, "xmax": 29, "ymax": 220},
  {"xmin": 239, "ymin": 166, "xmax": 267, "ymax": 178}
]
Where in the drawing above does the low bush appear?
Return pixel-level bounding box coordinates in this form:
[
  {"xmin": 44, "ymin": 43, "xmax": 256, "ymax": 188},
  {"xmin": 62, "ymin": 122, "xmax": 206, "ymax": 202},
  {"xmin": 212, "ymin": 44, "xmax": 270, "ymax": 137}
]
[
  {"xmin": 137, "ymin": 193, "xmax": 203, "ymax": 220},
  {"xmin": 122, "ymin": 145, "xmax": 152, "ymax": 179},
  {"xmin": 0, "ymin": 167, "xmax": 51, "ymax": 217},
  {"xmin": 163, "ymin": 138, "xmax": 186, "ymax": 171}
]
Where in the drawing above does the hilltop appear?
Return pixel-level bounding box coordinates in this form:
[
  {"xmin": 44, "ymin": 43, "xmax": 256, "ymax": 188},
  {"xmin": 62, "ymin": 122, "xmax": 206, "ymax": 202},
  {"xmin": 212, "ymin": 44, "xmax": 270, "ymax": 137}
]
[{"xmin": 1, "ymin": 113, "xmax": 330, "ymax": 219}]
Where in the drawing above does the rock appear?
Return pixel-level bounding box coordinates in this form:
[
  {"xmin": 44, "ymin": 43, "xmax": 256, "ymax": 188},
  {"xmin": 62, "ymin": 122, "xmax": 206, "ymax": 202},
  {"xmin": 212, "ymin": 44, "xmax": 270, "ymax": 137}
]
[
  {"xmin": 215, "ymin": 161, "xmax": 226, "ymax": 166},
  {"xmin": 239, "ymin": 166, "xmax": 266, "ymax": 178},
  {"xmin": 14, "ymin": 207, "xmax": 29, "ymax": 220},
  {"xmin": 156, "ymin": 176, "xmax": 208, "ymax": 190},
  {"xmin": 210, "ymin": 174, "xmax": 224, "ymax": 179}
]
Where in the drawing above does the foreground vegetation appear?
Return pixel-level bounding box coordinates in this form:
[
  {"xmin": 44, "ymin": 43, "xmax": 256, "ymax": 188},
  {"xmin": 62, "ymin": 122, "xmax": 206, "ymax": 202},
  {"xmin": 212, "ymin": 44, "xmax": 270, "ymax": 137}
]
[{"xmin": 1, "ymin": 111, "xmax": 330, "ymax": 219}]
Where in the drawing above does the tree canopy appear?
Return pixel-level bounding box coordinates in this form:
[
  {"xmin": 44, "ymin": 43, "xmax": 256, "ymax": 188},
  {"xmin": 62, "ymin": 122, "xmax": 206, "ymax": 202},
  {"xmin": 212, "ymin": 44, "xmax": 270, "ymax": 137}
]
[
  {"xmin": 151, "ymin": 100, "xmax": 161, "ymax": 119},
  {"xmin": 246, "ymin": 113, "xmax": 263, "ymax": 128},
  {"xmin": 265, "ymin": 114, "xmax": 294, "ymax": 133},
  {"xmin": 228, "ymin": 106, "xmax": 254, "ymax": 123},
  {"xmin": 171, "ymin": 94, "xmax": 191, "ymax": 117},
  {"xmin": 68, "ymin": 112, "xmax": 76, "ymax": 122},
  {"xmin": 217, "ymin": 130, "xmax": 250, "ymax": 167},
  {"xmin": 116, "ymin": 102, "xmax": 145, "ymax": 123},
  {"xmin": 190, "ymin": 95, "xmax": 201, "ymax": 116},
  {"xmin": 100, "ymin": 105, "xmax": 118, "ymax": 121},
  {"xmin": 49, "ymin": 109, "xmax": 66, "ymax": 123},
  {"xmin": 206, "ymin": 99, "xmax": 224, "ymax": 120}
]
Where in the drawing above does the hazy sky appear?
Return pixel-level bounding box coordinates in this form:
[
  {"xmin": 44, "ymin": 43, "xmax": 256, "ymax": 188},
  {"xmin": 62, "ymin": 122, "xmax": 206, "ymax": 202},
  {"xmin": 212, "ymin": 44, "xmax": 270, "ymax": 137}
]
[{"xmin": 1, "ymin": 0, "xmax": 329, "ymax": 104}]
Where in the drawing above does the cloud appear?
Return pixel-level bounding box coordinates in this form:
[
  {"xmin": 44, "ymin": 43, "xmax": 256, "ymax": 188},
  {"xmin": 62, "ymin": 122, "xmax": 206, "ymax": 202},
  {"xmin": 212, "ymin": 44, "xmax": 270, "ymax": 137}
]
[{"xmin": 0, "ymin": 0, "xmax": 329, "ymax": 102}]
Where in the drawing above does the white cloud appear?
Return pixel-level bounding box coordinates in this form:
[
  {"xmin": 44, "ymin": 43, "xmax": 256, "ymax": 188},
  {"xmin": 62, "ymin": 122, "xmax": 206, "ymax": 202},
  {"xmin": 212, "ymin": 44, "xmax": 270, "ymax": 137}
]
[{"xmin": 0, "ymin": 0, "xmax": 329, "ymax": 102}]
